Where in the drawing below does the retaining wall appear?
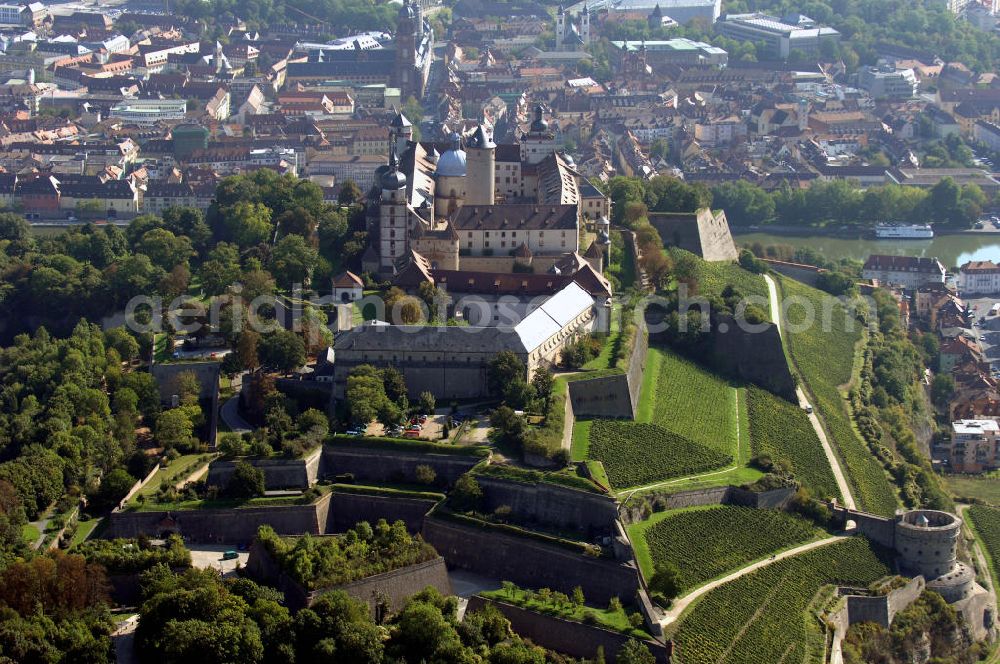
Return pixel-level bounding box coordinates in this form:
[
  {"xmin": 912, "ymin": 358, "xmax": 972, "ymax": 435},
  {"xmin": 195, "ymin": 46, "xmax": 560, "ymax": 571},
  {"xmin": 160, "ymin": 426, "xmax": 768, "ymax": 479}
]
[
  {"xmin": 321, "ymin": 445, "xmax": 482, "ymax": 486},
  {"xmin": 102, "ymin": 493, "xmax": 332, "ymax": 544},
  {"xmin": 423, "ymin": 516, "xmax": 640, "ymax": 605},
  {"xmin": 325, "ymin": 491, "xmax": 439, "ymax": 533},
  {"xmin": 762, "ymin": 259, "xmax": 825, "ymax": 288},
  {"xmin": 620, "ymin": 486, "xmax": 795, "ymax": 524},
  {"xmin": 476, "ymin": 475, "xmax": 619, "ymax": 535},
  {"xmin": 206, "ymin": 447, "xmax": 322, "ymax": 490},
  {"xmin": 466, "ymin": 596, "xmax": 671, "ymax": 663},
  {"xmin": 246, "ymin": 539, "xmax": 451, "ymax": 613},
  {"xmin": 568, "ymin": 326, "xmax": 649, "ymax": 419},
  {"xmin": 708, "ymin": 314, "xmax": 796, "ymax": 401}
]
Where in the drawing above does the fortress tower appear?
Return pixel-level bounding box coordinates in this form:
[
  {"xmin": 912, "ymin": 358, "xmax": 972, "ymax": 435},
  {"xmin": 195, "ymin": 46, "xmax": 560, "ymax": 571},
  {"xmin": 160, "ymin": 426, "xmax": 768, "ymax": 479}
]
[
  {"xmin": 581, "ymin": 3, "xmax": 590, "ymax": 44},
  {"xmin": 379, "ymin": 142, "xmax": 409, "ymax": 270},
  {"xmin": 895, "ymin": 510, "xmax": 974, "ymax": 603},
  {"xmin": 556, "ymin": 5, "xmax": 566, "ymax": 49},
  {"xmin": 464, "ymin": 125, "xmax": 496, "ymax": 206}
]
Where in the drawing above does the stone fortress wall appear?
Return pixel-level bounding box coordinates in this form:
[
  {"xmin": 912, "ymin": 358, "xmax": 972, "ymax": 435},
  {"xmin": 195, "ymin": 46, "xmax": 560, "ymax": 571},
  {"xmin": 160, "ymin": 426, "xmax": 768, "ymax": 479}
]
[
  {"xmin": 206, "ymin": 447, "xmax": 322, "ymax": 490},
  {"xmin": 466, "ymin": 595, "xmax": 671, "ymax": 663},
  {"xmin": 567, "ymin": 323, "xmax": 649, "ymax": 420}
]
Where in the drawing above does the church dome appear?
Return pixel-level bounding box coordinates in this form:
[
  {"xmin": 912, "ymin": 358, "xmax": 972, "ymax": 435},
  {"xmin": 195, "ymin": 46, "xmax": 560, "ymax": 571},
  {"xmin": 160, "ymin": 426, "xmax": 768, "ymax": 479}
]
[{"xmin": 436, "ymin": 133, "xmax": 467, "ymax": 177}]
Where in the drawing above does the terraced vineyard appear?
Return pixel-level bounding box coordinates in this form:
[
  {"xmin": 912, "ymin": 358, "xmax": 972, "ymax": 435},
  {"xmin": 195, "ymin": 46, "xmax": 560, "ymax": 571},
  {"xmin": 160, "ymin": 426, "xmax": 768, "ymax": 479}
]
[
  {"xmin": 746, "ymin": 385, "xmax": 841, "ymax": 501},
  {"xmin": 673, "ymin": 537, "xmax": 892, "ymax": 664},
  {"xmin": 778, "ymin": 276, "xmax": 898, "ymax": 516},
  {"xmin": 966, "ymin": 505, "xmax": 1000, "ymax": 586},
  {"xmin": 647, "ymin": 348, "xmax": 738, "ymax": 454},
  {"xmin": 636, "ymin": 506, "xmax": 819, "ymax": 593},
  {"xmin": 588, "ymin": 421, "xmax": 731, "ymax": 489}
]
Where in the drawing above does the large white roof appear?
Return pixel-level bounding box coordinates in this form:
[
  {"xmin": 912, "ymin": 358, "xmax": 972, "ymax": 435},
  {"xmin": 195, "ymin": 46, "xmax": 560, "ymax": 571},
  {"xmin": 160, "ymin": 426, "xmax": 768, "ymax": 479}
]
[{"xmin": 514, "ymin": 282, "xmax": 593, "ymax": 352}]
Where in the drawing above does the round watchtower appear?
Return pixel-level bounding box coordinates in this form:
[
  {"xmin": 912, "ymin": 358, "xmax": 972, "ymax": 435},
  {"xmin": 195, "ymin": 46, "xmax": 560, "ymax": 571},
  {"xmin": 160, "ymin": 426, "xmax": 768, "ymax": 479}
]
[{"xmin": 894, "ymin": 510, "xmax": 961, "ymax": 579}]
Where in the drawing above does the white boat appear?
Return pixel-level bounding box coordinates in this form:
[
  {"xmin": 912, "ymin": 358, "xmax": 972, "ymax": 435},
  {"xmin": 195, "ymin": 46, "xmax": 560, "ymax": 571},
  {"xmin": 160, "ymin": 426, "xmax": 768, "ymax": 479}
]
[{"xmin": 875, "ymin": 223, "xmax": 934, "ymax": 239}]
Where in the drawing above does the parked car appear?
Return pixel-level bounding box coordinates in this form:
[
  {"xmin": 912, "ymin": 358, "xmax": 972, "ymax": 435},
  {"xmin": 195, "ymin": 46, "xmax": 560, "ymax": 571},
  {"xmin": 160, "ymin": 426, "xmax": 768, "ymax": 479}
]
[
  {"xmin": 803, "ymin": 404, "xmax": 813, "ymax": 414},
  {"xmin": 402, "ymin": 430, "xmax": 421, "ymax": 438},
  {"xmin": 406, "ymin": 424, "xmax": 422, "ymax": 431},
  {"xmin": 222, "ymin": 550, "xmax": 239, "ymax": 561},
  {"xmin": 345, "ymin": 428, "xmax": 365, "ymax": 436}
]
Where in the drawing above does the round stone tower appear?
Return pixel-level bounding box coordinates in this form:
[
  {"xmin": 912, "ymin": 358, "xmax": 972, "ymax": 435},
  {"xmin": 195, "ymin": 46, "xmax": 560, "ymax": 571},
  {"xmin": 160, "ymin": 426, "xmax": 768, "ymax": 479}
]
[
  {"xmin": 464, "ymin": 124, "xmax": 495, "ymax": 206},
  {"xmin": 895, "ymin": 509, "xmax": 974, "ymax": 602},
  {"xmin": 895, "ymin": 510, "xmax": 960, "ymax": 578}
]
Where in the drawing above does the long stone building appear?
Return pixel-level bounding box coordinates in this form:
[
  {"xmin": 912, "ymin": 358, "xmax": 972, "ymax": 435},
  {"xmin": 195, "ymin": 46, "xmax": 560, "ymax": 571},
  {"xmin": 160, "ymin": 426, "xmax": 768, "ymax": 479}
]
[{"xmin": 331, "ymin": 281, "xmax": 600, "ymax": 399}]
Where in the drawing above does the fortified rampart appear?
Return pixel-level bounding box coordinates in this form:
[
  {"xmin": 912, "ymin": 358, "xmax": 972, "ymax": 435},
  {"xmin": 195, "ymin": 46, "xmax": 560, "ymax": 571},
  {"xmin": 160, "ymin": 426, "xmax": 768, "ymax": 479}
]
[
  {"xmin": 466, "ymin": 596, "xmax": 671, "ymax": 663},
  {"xmin": 761, "ymin": 258, "xmax": 825, "ymax": 288},
  {"xmin": 475, "ymin": 475, "xmax": 619, "ymax": 535},
  {"xmin": 325, "ymin": 491, "xmax": 440, "ymax": 533},
  {"xmin": 102, "ymin": 493, "xmax": 332, "ymax": 543},
  {"xmin": 320, "ymin": 444, "xmax": 483, "ymax": 486},
  {"xmin": 103, "ymin": 490, "xmax": 439, "ymax": 542},
  {"xmin": 649, "ymin": 208, "xmax": 738, "ymax": 262},
  {"xmin": 619, "ymin": 485, "xmax": 796, "ymax": 524},
  {"xmin": 246, "ymin": 539, "xmax": 451, "ymax": 614},
  {"xmin": 422, "ymin": 516, "xmax": 640, "ymax": 605},
  {"xmin": 827, "ymin": 505, "xmax": 994, "ymax": 639},
  {"xmin": 708, "ymin": 313, "xmax": 796, "ymax": 401},
  {"xmin": 831, "ymin": 576, "xmax": 926, "ymax": 631},
  {"xmin": 567, "ymin": 325, "xmax": 649, "ymax": 419},
  {"xmin": 206, "ymin": 447, "xmax": 322, "ymax": 490}
]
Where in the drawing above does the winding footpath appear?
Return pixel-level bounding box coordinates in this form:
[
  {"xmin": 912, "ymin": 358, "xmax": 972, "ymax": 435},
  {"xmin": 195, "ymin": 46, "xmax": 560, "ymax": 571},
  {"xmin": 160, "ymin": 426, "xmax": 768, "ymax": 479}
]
[
  {"xmin": 763, "ymin": 274, "xmax": 856, "ymax": 510},
  {"xmin": 658, "ymin": 535, "xmax": 847, "ymax": 627}
]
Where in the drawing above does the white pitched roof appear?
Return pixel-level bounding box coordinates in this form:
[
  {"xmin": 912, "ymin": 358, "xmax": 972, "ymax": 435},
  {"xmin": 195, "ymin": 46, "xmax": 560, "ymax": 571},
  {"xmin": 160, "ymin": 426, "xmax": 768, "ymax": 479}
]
[{"xmin": 514, "ymin": 281, "xmax": 592, "ymax": 352}]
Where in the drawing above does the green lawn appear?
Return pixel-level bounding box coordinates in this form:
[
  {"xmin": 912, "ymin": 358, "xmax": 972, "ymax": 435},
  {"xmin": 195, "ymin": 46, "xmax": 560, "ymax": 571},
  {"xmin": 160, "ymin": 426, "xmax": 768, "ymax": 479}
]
[
  {"xmin": 68, "ymin": 518, "xmax": 101, "ymax": 548},
  {"xmin": 480, "ymin": 585, "xmax": 651, "ymax": 639},
  {"xmin": 129, "ymin": 485, "xmax": 333, "ymax": 512},
  {"xmin": 967, "ymin": 505, "xmax": 1000, "ymax": 595},
  {"xmin": 777, "ymin": 276, "xmax": 898, "ymax": 516},
  {"xmin": 671, "ymin": 248, "xmax": 771, "ymax": 321},
  {"xmin": 570, "ymin": 419, "xmax": 592, "ymax": 462},
  {"xmin": 627, "ymin": 505, "xmax": 821, "ymax": 594},
  {"xmin": 131, "ymin": 453, "xmax": 216, "ymax": 503},
  {"xmin": 946, "ymin": 475, "xmax": 1000, "ymax": 505},
  {"xmin": 22, "ymin": 523, "xmax": 40, "ymax": 543},
  {"xmin": 153, "ymin": 333, "xmax": 170, "ymax": 363},
  {"xmin": 582, "ymin": 309, "xmax": 622, "ymax": 371}
]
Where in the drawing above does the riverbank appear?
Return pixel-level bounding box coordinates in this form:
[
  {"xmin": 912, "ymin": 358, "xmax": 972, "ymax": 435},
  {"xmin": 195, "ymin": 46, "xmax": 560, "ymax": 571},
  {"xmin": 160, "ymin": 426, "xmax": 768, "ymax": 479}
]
[{"xmin": 734, "ymin": 230, "xmax": 1000, "ymax": 268}]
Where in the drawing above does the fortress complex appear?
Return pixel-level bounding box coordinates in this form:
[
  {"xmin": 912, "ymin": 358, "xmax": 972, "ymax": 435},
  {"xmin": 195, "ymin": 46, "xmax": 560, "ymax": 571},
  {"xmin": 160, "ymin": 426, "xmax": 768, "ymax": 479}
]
[{"xmin": 372, "ymin": 106, "xmax": 601, "ymax": 275}]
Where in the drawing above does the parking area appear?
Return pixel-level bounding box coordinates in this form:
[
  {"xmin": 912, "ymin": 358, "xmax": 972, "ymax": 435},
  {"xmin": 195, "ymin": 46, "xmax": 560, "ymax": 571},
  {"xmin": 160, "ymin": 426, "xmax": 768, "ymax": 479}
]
[
  {"xmin": 188, "ymin": 544, "xmax": 250, "ymax": 576},
  {"xmin": 357, "ymin": 409, "xmax": 492, "ymax": 445}
]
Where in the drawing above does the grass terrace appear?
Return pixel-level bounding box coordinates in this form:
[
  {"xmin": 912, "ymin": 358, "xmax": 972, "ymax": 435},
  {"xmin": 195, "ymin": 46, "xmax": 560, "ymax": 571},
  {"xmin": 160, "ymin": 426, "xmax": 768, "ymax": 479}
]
[
  {"xmin": 475, "ymin": 462, "xmax": 604, "ymax": 494},
  {"xmin": 627, "ymin": 505, "xmax": 822, "ymax": 594},
  {"xmin": 481, "ymin": 584, "xmax": 652, "ymax": 640},
  {"xmin": 131, "ymin": 453, "xmax": 216, "ymax": 504},
  {"xmin": 127, "ymin": 484, "xmax": 334, "ymax": 512},
  {"xmin": 326, "ymin": 434, "xmax": 491, "ymax": 457}
]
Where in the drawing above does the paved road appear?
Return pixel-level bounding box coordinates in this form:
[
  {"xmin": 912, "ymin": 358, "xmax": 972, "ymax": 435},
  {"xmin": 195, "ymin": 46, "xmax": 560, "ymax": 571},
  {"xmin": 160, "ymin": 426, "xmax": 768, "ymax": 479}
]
[
  {"xmin": 764, "ymin": 274, "xmax": 856, "ymax": 510},
  {"xmin": 659, "ymin": 535, "xmax": 846, "ymax": 628},
  {"xmin": 220, "ymin": 395, "xmax": 253, "ymax": 434}
]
